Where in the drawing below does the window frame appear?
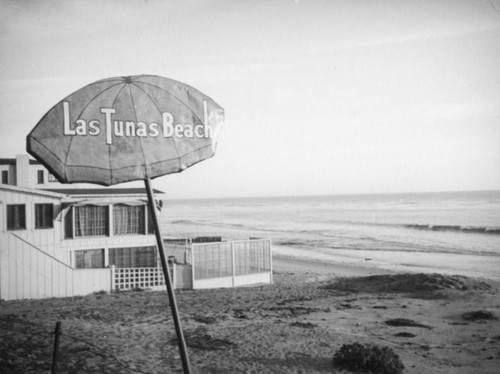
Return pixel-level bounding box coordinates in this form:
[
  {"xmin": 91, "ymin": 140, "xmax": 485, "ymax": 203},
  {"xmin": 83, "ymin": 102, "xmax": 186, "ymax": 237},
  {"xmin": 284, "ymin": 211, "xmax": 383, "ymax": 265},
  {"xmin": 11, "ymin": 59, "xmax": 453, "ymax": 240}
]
[
  {"xmin": 75, "ymin": 248, "xmax": 105, "ymax": 269},
  {"xmin": 7, "ymin": 204, "xmax": 26, "ymax": 231},
  {"xmin": 74, "ymin": 205, "xmax": 110, "ymax": 238},
  {"xmin": 35, "ymin": 203, "xmax": 54, "ymax": 229},
  {"xmin": 113, "ymin": 204, "xmax": 146, "ymax": 235},
  {"xmin": 108, "ymin": 246, "xmax": 158, "ymax": 268},
  {"xmin": 1, "ymin": 170, "xmax": 8, "ymax": 184},
  {"xmin": 64, "ymin": 203, "xmax": 153, "ymax": 239},
  {"xmin": 147, "ymin": 206, "xmax": 155, "ymax": 234},
  {"xmin": 37, "ymin": 170, "xmax": 44, "ymax": 184}
]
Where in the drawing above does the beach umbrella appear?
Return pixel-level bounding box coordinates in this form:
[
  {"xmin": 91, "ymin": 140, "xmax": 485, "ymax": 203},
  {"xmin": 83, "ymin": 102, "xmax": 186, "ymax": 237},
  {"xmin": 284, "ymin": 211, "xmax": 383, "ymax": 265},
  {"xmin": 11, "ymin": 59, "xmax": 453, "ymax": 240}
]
[
  {"xmin": 27, "ymin": 75, "xmax": 224, "ymax": 374},
  {"xmin": 27, "ymin": 75, "xmax": 223, "ymax": 186}
]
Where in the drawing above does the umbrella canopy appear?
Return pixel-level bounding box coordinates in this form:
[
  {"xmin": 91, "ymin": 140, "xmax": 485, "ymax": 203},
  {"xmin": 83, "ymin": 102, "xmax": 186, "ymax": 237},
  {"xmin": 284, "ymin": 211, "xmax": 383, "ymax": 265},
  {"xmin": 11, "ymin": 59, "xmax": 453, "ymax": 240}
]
[{"xmin": 27, "ymin": 75, "xmax": 224, "ymax": 186}]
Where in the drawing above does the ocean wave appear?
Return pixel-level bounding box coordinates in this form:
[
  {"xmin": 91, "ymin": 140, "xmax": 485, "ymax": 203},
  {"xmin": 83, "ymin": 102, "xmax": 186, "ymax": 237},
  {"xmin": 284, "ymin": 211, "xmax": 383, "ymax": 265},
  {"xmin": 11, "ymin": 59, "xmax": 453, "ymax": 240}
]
[
  {"xmin": 274, "ymin": 238, "xmax": 500, "ymax": 257},
  {"xmin": 169, "ymin": 218, "xmax": 500, "ymax": 237},
  {"xmin": 404, "ymin": 224, "xmax": 500, "ymax": 235},
  {"xmin": 169, "ymin": 219, "xmax": 248, "ymax": 230},
  {"xmin": 170, "ymin": 220, "xmax": 201, "ymax": 225},
  {"xmin": 323, "ymin": 219, "xmax": 500, "ymax": 236}
]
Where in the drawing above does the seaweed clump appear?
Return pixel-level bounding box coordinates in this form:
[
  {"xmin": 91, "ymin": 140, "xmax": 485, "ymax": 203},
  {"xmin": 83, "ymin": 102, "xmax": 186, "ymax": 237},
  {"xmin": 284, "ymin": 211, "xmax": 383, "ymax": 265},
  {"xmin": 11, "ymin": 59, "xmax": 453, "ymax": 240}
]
[
  {"xmin": 384, "ymin": 318, "xmax": 432, "ymax": 329},
  {"xmin": 323, "ymin": 273, "xmax": 492, "ymax": 299},
  {"xmin": 462, "ymin": 310, "xmax": 498, "ymax": 321},
  {"xmin": 177, "ymin": 327, "xmax": 235, "ymax": 351},
  {"xmin": 333, "ymin": 342, "xmax": 404, "ymax": 374}
]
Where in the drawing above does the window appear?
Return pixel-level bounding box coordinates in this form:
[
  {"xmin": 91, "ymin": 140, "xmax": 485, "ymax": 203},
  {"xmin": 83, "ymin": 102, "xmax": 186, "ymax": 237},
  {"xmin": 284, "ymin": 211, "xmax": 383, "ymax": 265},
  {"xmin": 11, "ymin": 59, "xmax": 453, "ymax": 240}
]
[
  {"xmin": 35, "ymin": 204, "xmax": 54, "ymax": 229},
  {"xmin": 109, "ymin": 246, "xmax": 157, "ymax": 268},
  {"xmin": 114, "ymin": 204, "xmax": 145, "ymax": 235},
  {"xmin": 147, "ymin": 207, "xmax": 155, "ymax": 234},
  {"xmin": 1, "ymin": 170, "xmax": 8, "ymax": 184},
  {"xmin": 7, "ymin": 205, "xmax": 26, "ymax": 230},
  {"xmin": 65, "ymin": 203, "xmax": 151, "ymax": 239},
  {"xmin": 74, "ymin": 205, "xmax": 109, "ymax": 237},
  {"xmin": 64, "ymin": 206, "xmax": 73, "ymax": 238},
  {"xmin": 75, "ymin": 249, "xmax": 104, "ymax": 269},
  {"xmin": 37, "ymin": 170, "xmax": 44, "ymax": 184}
]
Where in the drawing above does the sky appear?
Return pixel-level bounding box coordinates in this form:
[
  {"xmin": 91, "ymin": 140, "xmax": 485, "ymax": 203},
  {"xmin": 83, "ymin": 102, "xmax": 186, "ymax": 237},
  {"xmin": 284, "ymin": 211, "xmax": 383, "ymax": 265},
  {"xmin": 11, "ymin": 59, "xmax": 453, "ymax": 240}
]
[{"xmin": 1, "ymin": 0, "xmax": 499, "ymax": 199}]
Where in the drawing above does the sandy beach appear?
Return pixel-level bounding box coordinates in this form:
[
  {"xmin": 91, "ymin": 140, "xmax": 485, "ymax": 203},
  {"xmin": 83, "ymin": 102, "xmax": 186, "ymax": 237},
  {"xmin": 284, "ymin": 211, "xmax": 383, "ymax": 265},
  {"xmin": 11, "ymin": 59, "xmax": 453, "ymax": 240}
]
[
  {"xmin": 1, "ymin": 251, "xmax": 499, "ymax": 374},
  {"xmin": 2, "ymin": 0, "xmax": 499, "ymax": 373}
]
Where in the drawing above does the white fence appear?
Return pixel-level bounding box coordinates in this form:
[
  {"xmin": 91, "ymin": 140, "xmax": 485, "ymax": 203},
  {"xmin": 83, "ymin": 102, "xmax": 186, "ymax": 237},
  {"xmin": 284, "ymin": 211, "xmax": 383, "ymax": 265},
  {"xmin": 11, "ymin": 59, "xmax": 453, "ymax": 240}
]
[{"xmin": 191, "ymin": 239, "xmax": 272, "ymax": 289}]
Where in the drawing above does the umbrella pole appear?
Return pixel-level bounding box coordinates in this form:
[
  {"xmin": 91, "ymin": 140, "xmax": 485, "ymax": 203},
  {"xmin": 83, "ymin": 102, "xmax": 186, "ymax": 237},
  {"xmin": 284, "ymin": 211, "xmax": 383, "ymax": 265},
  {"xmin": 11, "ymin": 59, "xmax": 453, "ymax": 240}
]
[{"xmin": 144, "ymin": 178, "xmax": 191, "ymax": 374}]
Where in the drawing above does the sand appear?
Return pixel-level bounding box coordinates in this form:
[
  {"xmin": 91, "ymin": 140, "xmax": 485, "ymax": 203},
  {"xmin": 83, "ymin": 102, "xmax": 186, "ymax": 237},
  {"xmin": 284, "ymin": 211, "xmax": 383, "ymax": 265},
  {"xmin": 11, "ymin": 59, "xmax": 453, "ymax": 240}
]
[{"xmin": 1, "ymin": 253, "xmax": 500, "ymax": 373}]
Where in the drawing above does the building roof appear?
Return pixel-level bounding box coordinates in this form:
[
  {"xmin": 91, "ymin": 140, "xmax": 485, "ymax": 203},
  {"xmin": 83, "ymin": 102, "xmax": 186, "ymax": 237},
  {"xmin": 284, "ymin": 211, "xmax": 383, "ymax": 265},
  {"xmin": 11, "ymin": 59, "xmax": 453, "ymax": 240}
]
[
  {"xmin": 0, "ymin": 158, "xmax": 40, "ymax": 165},
  {"xmin": 43, "ymin": 188, "xmax": 165, "ymax": 196},
  {"xmin": 0, "ymin": 184, "xmax": 68, "ymax": 198}
]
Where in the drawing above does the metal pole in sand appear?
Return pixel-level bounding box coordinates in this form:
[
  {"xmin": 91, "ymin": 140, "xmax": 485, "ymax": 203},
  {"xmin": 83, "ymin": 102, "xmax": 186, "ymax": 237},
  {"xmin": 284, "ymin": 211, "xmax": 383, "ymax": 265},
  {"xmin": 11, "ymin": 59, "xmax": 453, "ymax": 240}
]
[{"xmin": 144, "ymin": 178, "xmax": 191, "ymax": 374}]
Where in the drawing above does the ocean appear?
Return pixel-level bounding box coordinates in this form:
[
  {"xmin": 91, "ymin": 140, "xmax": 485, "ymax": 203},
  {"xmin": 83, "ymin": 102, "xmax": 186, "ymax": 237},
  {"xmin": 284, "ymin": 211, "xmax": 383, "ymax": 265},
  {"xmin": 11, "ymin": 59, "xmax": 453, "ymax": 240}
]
[{"xmin": 160, "ymin": 190, "xmax": 500, "ymax": 279}]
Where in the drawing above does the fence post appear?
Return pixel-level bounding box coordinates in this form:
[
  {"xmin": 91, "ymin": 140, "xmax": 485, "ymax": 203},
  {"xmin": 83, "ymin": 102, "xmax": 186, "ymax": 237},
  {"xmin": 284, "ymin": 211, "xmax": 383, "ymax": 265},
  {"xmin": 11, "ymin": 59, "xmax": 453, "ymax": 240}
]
[
  {"xmin": 268, "ymin": 240, "xmax": 273, "ymax": 284},
  {"xmin": 191, "ymin": 245, "xmax": 196, "ymax": 289},
  {"xmin": 172, "ymin": 263, "xmax": 176, "ymax": 289},
  {"xmin": 110, "ymin": 265, "xmax": 115, "ymax": 291},
  {"xmin": 51, "ymin": 321, "xmax": 62, "ymax": 374},
  {"xmin": 231, "ymin": 242, "xmax": 236, "ymax": 288}
]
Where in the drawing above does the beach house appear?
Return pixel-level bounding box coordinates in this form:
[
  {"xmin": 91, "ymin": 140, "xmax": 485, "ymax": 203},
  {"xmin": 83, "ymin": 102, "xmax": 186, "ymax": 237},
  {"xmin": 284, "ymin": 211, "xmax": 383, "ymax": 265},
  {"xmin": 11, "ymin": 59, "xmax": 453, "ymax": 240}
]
[
  {"xmin": 0, "ymin": 154, "xmax": 169, "ymax": 300},
  {"xmin": 1, "ymin": 155, "xmax": 273, "ymax": 300}
]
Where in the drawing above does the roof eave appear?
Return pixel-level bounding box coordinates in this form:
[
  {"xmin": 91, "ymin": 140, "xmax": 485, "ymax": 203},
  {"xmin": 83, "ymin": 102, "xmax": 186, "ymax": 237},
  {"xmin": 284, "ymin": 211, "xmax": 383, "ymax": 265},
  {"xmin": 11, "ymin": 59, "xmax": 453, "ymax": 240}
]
[{"xmin": 0, "ymin": 185, "xmax": 66, "ymax": 199}]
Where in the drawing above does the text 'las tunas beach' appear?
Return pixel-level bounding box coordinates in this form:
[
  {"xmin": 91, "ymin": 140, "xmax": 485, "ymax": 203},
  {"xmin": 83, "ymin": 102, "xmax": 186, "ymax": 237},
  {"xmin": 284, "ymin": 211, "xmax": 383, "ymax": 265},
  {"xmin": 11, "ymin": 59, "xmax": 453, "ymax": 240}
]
[{"xmin": 62, "ymin": 100, "xmax": 215, "ymax": 145}]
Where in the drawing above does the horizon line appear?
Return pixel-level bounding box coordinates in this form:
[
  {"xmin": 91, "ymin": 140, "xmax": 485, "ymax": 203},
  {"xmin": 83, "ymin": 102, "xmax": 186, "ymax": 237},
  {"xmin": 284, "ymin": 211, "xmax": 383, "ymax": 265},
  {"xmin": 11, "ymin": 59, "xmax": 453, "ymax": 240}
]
[{"xmin": 164, "ymin": 189, "xmax": 500, "ymax": 201}]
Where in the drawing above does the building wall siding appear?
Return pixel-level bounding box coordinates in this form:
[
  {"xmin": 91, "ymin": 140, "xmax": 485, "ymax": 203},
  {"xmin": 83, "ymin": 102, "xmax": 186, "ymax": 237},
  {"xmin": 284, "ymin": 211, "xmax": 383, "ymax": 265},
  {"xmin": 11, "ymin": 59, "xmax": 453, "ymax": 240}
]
[
  {"xmin": 0, "ymin": 233, "xmax": 74, "ymax": 300},
  {"xmin": 0, "ymin": 189, "xmax": 68, "ymax": 263},
  {"xmin": 73, "ymin": 268, "xmax": 112, "ymax": 295},
  {"xmin": 0, "ymin": 233, "xmax": 113, "ymax": 300},
  {"xmin": 1, "ymin": 187, "xmax": 158, "ymax": 268}
]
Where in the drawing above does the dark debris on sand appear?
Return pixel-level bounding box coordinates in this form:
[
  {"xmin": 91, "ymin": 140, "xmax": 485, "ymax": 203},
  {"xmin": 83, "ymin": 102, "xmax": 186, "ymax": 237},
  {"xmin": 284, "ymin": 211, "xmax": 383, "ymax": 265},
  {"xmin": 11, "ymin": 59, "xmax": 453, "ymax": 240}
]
[
  {"xmin": 322, "ymin": 273, "xmax": 493, "ymax": 299},
  {"xmin": 176, "ymin": 327, "xmax": 235, "ymax": 351},
  {"xmin": 333, "ymin": 342, "xmax": 405, "ymax": 374},
  {"xmin": 461, "ymin": 310, "xmax": 498, "ymax": 322},
  {"xmin": 384, "ymin": 318, "xmax": 432, "ymax": 329},
  {"xmin": 394, "ymin": 332, "xmax": 417, "ymax": 338}
]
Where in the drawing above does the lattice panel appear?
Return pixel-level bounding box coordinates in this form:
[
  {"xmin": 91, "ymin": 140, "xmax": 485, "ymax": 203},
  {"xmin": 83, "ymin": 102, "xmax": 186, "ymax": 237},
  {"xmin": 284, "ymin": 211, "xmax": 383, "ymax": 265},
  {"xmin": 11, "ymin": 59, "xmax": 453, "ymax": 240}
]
[{"xmin": 113, "ymin": 267, "xmax": 166, "ymax": 290}]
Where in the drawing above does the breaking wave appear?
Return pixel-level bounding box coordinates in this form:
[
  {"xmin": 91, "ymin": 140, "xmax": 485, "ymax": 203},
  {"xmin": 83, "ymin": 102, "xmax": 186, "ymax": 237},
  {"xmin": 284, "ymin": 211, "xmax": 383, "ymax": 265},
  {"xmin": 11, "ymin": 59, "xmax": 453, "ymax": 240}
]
[{"xmin": 404, "ymin": 224, "xmax": 500, "ymax": 235}]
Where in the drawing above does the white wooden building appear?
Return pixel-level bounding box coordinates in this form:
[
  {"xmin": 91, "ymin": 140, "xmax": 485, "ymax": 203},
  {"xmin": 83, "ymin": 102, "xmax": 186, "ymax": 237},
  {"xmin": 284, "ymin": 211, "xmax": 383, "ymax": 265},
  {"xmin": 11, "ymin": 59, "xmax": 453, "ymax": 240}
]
[
  {"xmin": 1, "ymin": 155, "xmax": 273, "ymax": 300},
  {"xmin": 0, "ymin": 154, "xmax": 168, "ymax": 300}
]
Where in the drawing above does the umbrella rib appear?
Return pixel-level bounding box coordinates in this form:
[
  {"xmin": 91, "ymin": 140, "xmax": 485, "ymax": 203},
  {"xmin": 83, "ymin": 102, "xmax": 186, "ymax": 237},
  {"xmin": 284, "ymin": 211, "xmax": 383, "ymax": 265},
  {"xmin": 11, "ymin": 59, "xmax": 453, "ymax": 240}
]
[
  {"xmin": 127, "ymin": 84, "xmax": 148, "ymax": 176},
  {"xmin": 131, "ymin": 82, "xmax": 183, "ymax": 170},
  {"xmin": 63, "ymin": 81, "xmax": 125, "ymax": 173},
  {"xmin": 61, "ymin": 164, "xmax": 115, "ymax": 171},
  {"xmin": 107, "ymin": 83, "xmax": 130, "ymax": 184},
  {"xmin": 133, "ymin": 80, "xmax": 205, "ymax": 125},
  {"xmin": 30, "ymin": 137, "xmax": 66, "ymax": 172}
]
